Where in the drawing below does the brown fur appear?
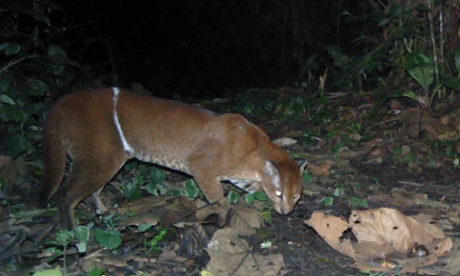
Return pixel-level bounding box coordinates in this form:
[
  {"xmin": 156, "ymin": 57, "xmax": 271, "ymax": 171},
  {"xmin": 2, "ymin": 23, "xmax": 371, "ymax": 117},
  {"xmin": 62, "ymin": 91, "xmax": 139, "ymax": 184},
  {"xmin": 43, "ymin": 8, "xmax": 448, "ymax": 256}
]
[{"xmin": 39, "ymin": 88, "xmax": 306, "ymax": 229}]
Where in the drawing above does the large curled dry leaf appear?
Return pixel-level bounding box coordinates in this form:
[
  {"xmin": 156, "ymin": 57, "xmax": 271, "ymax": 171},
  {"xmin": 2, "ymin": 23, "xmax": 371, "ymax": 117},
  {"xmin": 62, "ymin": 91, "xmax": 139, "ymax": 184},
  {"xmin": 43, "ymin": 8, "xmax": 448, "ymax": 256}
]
[
  {"xmin": 205, "ymin": 228, "xmax": 284, "ymax": 276},
  {"xmin": 305, "ymin": 208, "xmax": 452, "ymax": 273}
]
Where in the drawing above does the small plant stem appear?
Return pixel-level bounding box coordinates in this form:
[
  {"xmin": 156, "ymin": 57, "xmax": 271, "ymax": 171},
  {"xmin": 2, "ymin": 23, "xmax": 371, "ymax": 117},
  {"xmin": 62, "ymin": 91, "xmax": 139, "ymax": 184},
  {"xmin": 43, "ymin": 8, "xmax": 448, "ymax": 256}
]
[
  {"xmin": 0, "ymin": 55, "xmax": 41, "ymax": 73},
  {"xmin": 428, "ymin": 0, "xmax": 440, "ymax": 88},
  {"xmin": 62, "ymin": 243, "xmax": 67, "ymax": 276}
]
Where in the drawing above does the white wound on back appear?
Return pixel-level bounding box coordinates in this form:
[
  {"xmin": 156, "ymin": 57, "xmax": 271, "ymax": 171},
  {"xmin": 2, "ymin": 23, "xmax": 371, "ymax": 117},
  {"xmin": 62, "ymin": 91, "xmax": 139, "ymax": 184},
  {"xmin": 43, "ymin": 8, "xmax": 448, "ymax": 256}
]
[
  {"xmin": 112, "ymin": 87, "xmax": 135, "ymax": 154},
  {"xmin": 265, "ymin": 161, "xmax": 281, "ymax": 190}
]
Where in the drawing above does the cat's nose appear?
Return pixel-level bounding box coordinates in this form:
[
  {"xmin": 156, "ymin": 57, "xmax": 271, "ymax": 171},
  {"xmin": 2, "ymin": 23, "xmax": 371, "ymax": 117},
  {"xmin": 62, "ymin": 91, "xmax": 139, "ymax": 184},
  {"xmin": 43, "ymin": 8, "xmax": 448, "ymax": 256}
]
[{"xmin": 280, "ymin": 206, "xmax": 293, "ymax": 215}]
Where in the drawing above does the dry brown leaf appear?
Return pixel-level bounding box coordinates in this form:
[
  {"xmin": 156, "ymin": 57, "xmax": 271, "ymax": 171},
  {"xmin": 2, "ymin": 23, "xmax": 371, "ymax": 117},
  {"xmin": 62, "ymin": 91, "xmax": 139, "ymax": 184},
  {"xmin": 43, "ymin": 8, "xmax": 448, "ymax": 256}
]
[
  {"xmin": 440, "ymin": 115, "xmax": 450, "ymax": 125},
  {"xmin": 118, "ymin": 196, "xmax": 201, "ymax": 228},
  {"xmin": 307, "ymin": 162, "xmax": 331, "ymax": 176},
  {"xmin": 86, "ymin": 249, "xmax": 129, "ymax": 267},
  {"xmin": 227, "ymin": 205, "xmax": 263, "ymax": 236},
  {"xmin": 399, "ymin": 108, "xmax": 457, "ymax": 140},
  {"xmin": 362, "ymin": 138, "xmax": 383, "ymax": 148},
  {"xmin": 401, "ymin": 145, "xmax": 411, "ymax": 156},
  {"xmin": 305, "ymin": 208, "xmax": 452, "ymax": 273},
  {"xmin": 417, "ymin": 238, "xmax": 460, "ymax": 275},
  {"xmin": 195, "ymin": 198, "xmax": 230, "ymax": 226},
  {"xmin": 349, "ymin": 133, "xmax": 361, "ymax": 141},
  {"xmin": 367, "ymin": 194, "xmax": 393, "ymax": 204},
  {"xmin": 349, "ymin": 209, "xmax": 443, "ymax": 253},
  {"xmin": 304, "ymin": 212, "xmax": 359, "ymax": 260},
  {"xmin": 410, "ymin": 214, "xmax": 445, "ymax": 240},
  {"xmin": 391, "ymin": 99, "xmax": 404, "ymax": 110},
  {"xmin": 0, "ymin": 155, "xmax": 28, "ymax": 189},
  {"xmin": 206, "ymin": 228, "xmax": 284, "ymax": 276}
]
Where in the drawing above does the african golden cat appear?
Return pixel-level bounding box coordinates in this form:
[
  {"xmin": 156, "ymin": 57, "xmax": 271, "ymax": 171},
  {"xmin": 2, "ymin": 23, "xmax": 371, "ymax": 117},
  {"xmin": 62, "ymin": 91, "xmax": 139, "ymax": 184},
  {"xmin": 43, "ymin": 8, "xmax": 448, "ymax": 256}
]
[{"xmin": 39, "ymin": 87, "xmax": 306, "ymax": 229}]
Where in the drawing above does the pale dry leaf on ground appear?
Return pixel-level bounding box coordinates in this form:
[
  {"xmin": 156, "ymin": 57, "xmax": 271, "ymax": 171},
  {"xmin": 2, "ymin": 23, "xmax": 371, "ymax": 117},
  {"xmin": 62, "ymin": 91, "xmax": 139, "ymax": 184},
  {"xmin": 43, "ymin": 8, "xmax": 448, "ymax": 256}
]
[
  {"xmin": 205, "ymin": 228, "xmax": 284, "ymax": 276},
  {"xmin": 272, "ymin": 137, "xmax": 297, "ymax": 147},
  {"xmin": 305, "ymin": 208, "xmax": 452, "ymax": 273},
  {"xmin": 417, "ymin": 238, "xmax": 460, "ymax": 275},
  {"xmin": 348, "ymin": 208, "xmax": 451, "ymax": 254}
]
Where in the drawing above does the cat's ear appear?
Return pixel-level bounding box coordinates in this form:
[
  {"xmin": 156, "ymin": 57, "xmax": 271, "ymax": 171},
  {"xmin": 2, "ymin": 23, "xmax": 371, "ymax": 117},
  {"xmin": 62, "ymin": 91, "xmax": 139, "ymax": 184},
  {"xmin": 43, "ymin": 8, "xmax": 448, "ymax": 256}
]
[
  {"xmin": 264, "ymin": 160, "xmax": 281, "ymax": 192},
  {"xmin": 297, "ymin": 160, "xmax": 308, "ymax": 173}
]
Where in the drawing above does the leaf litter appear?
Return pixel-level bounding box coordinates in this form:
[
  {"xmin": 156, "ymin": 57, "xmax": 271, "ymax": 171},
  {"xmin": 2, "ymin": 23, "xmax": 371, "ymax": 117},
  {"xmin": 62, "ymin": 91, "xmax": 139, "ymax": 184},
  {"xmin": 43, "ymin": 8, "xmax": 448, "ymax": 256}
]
[
  {"xmin": 4, "ymin": 88, "xmax": 460, "ymax": 275},
  {"xmin": 305, "ymin": 207, "xmax": 453, "ymax": 273}
]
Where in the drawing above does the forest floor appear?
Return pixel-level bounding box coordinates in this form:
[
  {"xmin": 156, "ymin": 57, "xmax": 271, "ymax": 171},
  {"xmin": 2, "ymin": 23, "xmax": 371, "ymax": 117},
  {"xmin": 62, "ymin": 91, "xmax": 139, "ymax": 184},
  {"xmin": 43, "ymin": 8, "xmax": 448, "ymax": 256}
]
[{"xmin": 1, "ymin": 87, "xmax": 460, "ymax": 275}]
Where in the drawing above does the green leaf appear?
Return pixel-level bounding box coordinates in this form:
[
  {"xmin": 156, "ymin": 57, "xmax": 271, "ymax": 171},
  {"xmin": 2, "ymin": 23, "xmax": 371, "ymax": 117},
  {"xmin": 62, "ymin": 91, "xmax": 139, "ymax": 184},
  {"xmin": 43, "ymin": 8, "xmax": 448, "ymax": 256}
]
[
  {"xmin": 28, "ymin": 80, "xmax": 49, "ymax": 96},
  {"xmin": 73, "ymin": 226, "xmax": 90, "ymax": 242},
  {"xmin": 401, "ymin": 90, "xmax": 419, "ymax": 102},
  {"xmin": 227, "ymin": 190, "xmax": 240, "ymax": 204},
  {"xmin": 325, "ymin": 45, "xmax": 350, "ymax": 68},
  {"xmin": 150, "ymin": 167, "xmax": 166, "ymax": 183},
  {"xmin": 146, "ymin": 229, "xmax": 167, "ymax": 249},
  {"xmin": 47, "ymin": 45, "xmax": 67, "ymax": 65},
  {"xmin": 55, "ymin": 230, "xmax": 73, "ymax": 245},
  {"xmin": 302, "ymin": 172, "xmax": 311, "ymax": 183},
  {"xmin": 5, "ymin": 135, "xmax": 29, "ymax": 156},
  {"xmin": 319, "ymin": 196, "xmax": 334, "ymax": 206},
  {"xmin": 127, "ymin": 188, "xmax": 141, "ymax": 200},
  {"xmin": 0, "ymin": 79, "xmax": 10, "ymax": 93},
  {"xmin": 349, "ymin": 197, "xmax": 369, "ymax": 208},
  {"xmin": 404, "ymin": 53, "xmax": 434, "ymax": 92},
  {"xmin": 455, "ymin": 49, "xmax": 460, "ymax": 77},
  {"xmin": 0, "ymin": 94, "xmax": 15, "ymax": 105},
  {"xmin": 75, "ymin": 242, "xmax": 87, "ymax": 253},
  {"xmin": 146, "ymin": 182, "xmax": 158, "ymax": 195},
  {"xmin": 414, "ymin": 4, "xmax": 429, "ymax": 12},
  {"xmin": 94, "ymin": 229, "xmax": 122, "ymax": 250},
  {"xmin": 440, "ymin": 76, "xmax": 458, "ymax": 90},
  {"xmin": 33, "ymin": 266, "xmax": 63, "ymax": 276},
  {"xmin": 88, "ymin": 267, "xmax": 105, "ymax": 276},
  {"xmin": 184, "ymin": 179, "xmax": 199, "ymax": 199},
  {"xmin": 0, "ymin": 42, "xmax": 21, "ymax": 56},
  {"xmin": 138, "ymin": 223, "xmax": 152, "ymax": 233},
  {"xmin": 253, "ymin": 191, "xmax": 268, "ymax": 201},
  {"xmin": 334, "ymin": 187, "xmax": 344, "ymax": 197},
  {"xmin": 245, "ymin": 193, "xmax": 255, "ymax": 205},
  {"xmin": 33, "ymin": 11, "xmax": 51, "ymax": 26},
  {"xmin": 45, "ymin": 247, "xmax": 63, "ymax": 262},
  {"xmin": 48, "ymin": 63, "xmax": 65, "ymax": 75}
]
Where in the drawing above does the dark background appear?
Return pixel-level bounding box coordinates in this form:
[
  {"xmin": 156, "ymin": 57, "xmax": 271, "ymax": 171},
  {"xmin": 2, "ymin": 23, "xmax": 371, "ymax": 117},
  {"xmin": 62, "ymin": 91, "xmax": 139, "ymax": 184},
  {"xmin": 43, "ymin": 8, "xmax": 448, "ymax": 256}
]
[{"xmin": 55, "ymin": 0, "xmax": 372, "ymax": 98}]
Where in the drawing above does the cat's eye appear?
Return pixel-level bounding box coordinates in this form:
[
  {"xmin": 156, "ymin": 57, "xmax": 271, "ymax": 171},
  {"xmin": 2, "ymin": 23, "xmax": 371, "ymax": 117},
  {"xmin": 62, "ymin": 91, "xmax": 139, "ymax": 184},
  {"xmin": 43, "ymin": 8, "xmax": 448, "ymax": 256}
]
[{"xmin": 275, "ymin": 190, "xmax": 282, "ymax": 197}]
